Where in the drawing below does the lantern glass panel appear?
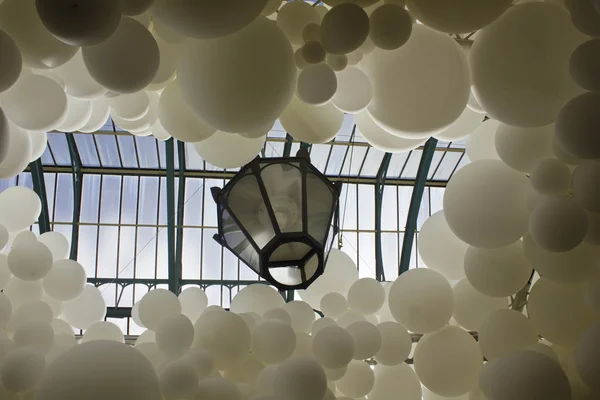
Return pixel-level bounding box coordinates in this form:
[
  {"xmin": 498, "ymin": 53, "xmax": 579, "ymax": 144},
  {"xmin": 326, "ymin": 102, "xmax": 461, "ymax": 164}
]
[
  {"xmin": 306, "ymin": 171, "xmax": 335, "ymax": 244},
  {"xmin": 269, "ymin": 253, "xmax": 319, "ymax": 286},
  {"xmin": 269, "ymin": 241, "xmax": 312, "ymax": 263},
  {"xmin": 260, "ymin": 163, "xmax": 303, "ymax": 233}
]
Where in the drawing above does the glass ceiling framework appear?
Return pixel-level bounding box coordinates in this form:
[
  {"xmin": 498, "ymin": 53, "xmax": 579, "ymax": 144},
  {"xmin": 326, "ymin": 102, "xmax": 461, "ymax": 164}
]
[{"xmin": 2, "ymin": 102, "xmax": 468, "ymax": 336}]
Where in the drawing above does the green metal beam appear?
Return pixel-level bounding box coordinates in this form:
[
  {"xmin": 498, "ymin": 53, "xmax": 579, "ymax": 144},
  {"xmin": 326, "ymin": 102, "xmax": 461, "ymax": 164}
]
[
  {"xmin": 283, "ymin": 133, "xmax": 293, "ymax": 157},
  {"xmin": 375, "ymin": 153, "xmax": 392, "ymax": 281},
  {"xmin": 165, "ymin": 138, "xmax": 179, "ymax": 294},
  {"xmin": 175, "ymin": 141, "xmax": 186, "ymax": 286},
  {"xmin": 399, "ymin": 138, "xmax": 438, "ymax": 275},
  {"xmin": 29, "ymin": 159, "xmax": 51, "ymax": 234},
  {"xmin": 66, "ymin": 133, "xmax": 83, "ymax": 260}
]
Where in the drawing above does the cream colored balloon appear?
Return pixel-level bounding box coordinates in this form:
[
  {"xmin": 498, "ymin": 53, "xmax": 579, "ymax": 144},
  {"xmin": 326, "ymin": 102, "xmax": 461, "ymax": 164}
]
[
  {"xmin": 527, "ymin": 278, "xmax": 597, "ymax": 347},
  {"xmin": 231, "ymin": 284, "xmax": 285, "ymax": 316},
  {"xmin": 57, "ymin": 97, "xmax": 93, "ymax": 133},
  {"xmin": 369, "ymin": 363, "xmax": 422, "ymax": 400},
  {"xmin": 570, "ymin": 0, "xmax": 600, "ymax": 36},
  {"xmin": 78, "ymin": 99, "xmax": 110, "ymax": 133},
  {"xmin": 573, "ymin": 322, "xmax": 600, "ymax": 393},
  {"xmin": 0, "ymin": 186, "xmax": 40, "ymax": 233},
  {"xmin": 418, "ymin": 210, "xmax": 468, "ymax": 280},
  {"xmin": 7, "ymin": 241, "xmax": 53, "ymax": 281},
  {"xmin": 332, "ymin": 67, "xmax": 372, "ymax": 114},
  {"xmin": 465, "ymin": 119, "xmax": 501, "ymax": 162},
  {"xmin": 35, "ymin": 0, "xmax": 121, "ymax": 46},
  {"xmin": 464, "ymin": 241, "xmax": 532, "ymax": 298},
  {"xmin": 495, "ymin": 123, "xmax": 554, "ymax": 173},
  {"xmin": 388, "ymin": 268, "xmax": 454, "ymax": 334},
  {"xmin": 252, "ymin": 319, "xmax": 296, "ymax": 364},
  {"xmin": 374, "ymin": 321, "xmax": 411, "ymax": 366},
  {"xmin": 336, "ymin": 360, "xmax": 374, "ymax": 398},
  {"xmin": 0, "ymin": 29, "xmax": 22, "ymax": 93},
  {"xmin": 364, "ymin": 24, "xmax": 469, "ymax": 138},
  {"xmin": 28, "ymin": 132, "xmax": 47, "ymax": 163},
  {"xmin": 570, "ymin": 39, "xmax": 600, "ymax": 92},
  {"xmin": 297, "ymin": 63, "xmax": 337, "ymax": 106},
  {"xmin": 277, "ymin": 1, "xmax": 321, "ymax": 45},
  {"xmin": 530, "ymin": 158, "xmax": 571, "ymax": 196},
  {"xmin": 83, "ymin": 17, "xmax": 159, "ymax": 94},
  {"xmin": 0, "ymin": 107, "xmax": 9, "ymax": 164},
  {"xmin": 81, "ymin": 321, "xmax": 124, "ymax": 343},
  {"xmin": 302, "ymin": 41, "xmax": 326, "ymax": 65},
  {"xmin": 478, "ymin": 309, "xmax": 538, "ymax": 360},
  {"xmin": 354, "ymin": 110, "xmax": 425, "ymax": 153},
  {"xmin": 150, "ymin": 120, "xmax": 171, "ymax": 141},
  {"xmin": 572, "ymin": 160, "xmax": 600, "ymax": 213},
  {"xmin": 0, "ymin": 347, "xmax": 46, "ymax": 394},
  {"xmin": 470, "ymin": 2, "xmax": 586, "ymax": 128},
  {"xmin": 120, "ymin": 0, "xmax": 154, "ymax": 16},
  {"xmin": 62, "ymin": 285, "xmax": 106, "ymax": 330},
  {"xmin": 0, "ymin": 0, "xmax": 77, "ymax": 69},
  {"xmin": 529, "ymin": 195, "xmax": 588, "ymax": 253},
  {"xmin": 112, "ymin": 92, "xmax": 159, "ymax": 133},
  {"xmin": 178, "ymin": 17, "xmax": 295, "ymax": 134},
  {"xmin": 452, "ymin": 279, "xmax": 508, "ymax": 331},
  {"xmin": 347, "ymin": 278, "xmax": 385, "ymax": 315},
  {"xmin": 151, "ymin": 0, "xmax": 267, "ymax": 39},
  {"xmin": 320, "ymin": 293, "xmax": 348, "ymax": 319},
  {"xmin": 192, "ymin": 131, "xmax": 265, "ymax": 169},
  {"xmin": 279, "ymin": 96, "xmax": 343, "ymax": 144},
  {"xmin": 326, "ymin": 54, "xmax": 348, "ymax": 72},
  {"xmin": 434, "ymin": 107, "xmax": 485, "ymax": 142},
  {"xmin": 151, "ymin": 36, "xmax": 180, "ymax": 87},
  {"xmin": 272, "ymin": 357, "xmax": 327, "ymax": 400},
  {"xmin": 1, "ymin": 74, "xmax": 67, "ymax": 132},
  {"xmin": 555, "ymin": 91, "xmax": 600, "ymax": 160},
  {"xmin": 369, "ymin": 4, "xmax": 412, "ymax": 51},
  {"xmin": 156, "ymin": 314, "xmax": 194, "ymax": 359},
  {"xmin": 282, "ymin": 301, "xmax": 315, "ymax": 334},
  {"xmin": 346, "ymin": 321, "xmax": 381, "ymax": 360},
  {"xmin": 109, "ymin": 92, "xmax": 150, "ymax": 121},
  {"xmin": 443, "ymin": 160, "xmax": 529, "ymax": 249},
  {"xmin": 312, "ymin": 325, "xmax": 355, "ymax": 369},
  {"xmin": 0, "ymin": 123, "xmax": 32, "ymax": 179},
  {"xmin": 320, "ymin": 4, "xmax": 370, "ymax": 55}
]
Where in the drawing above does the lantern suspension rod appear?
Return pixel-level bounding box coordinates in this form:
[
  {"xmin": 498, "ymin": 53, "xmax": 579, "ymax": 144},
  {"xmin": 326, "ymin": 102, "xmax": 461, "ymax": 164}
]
[
  {"xmin": 165, "ymin": 138, "xmax": 180, "ymax": 294},
  {"xmin": 66, "ymin": 133, "xmax": 84, "ymax": 260},
  {"xmin": 29, "ymin": 158, "xmax": 51, "ymax": 234},
  {"xmin": 375, "ymin": 153, "xmax": 392, "ymax": 281}
]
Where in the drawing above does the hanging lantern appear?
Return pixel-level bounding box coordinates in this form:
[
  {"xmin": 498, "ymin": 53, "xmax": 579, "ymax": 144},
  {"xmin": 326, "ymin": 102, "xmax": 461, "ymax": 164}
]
[{"xmin": 211, "ymin": 148, "xmax": 342, "ymax": 290}]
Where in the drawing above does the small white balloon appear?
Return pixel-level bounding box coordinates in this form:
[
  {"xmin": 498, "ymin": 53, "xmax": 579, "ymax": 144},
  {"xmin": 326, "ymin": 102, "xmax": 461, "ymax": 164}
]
[
  {"xmin": 28, "ymin": 131, "xmax": 47, "ymax": 163},
  {"xmin": 252, "ymin": 319, "xmax": 296, "ymax": 364},
  {"xmin": 336, "ymin": 360, "xmax": 374, "ymax": 398},
  {"xmin": 452, "ymin": 279, "xmax": 508, "ymax": 331},
  {"xmin": 0, "ymin": 122, "xmax": 31, "ymax": 179},
  {"xmin": 57, "ymin": 96, "xmax": 93, "ymax": 133},
  {"xmin": 3, "ymin": 278, "xmax": 43, "ymax": 307},
  {"xmin": 374, "ymin": 321, "xmax": 411, "ymax": 366},
  {"xmin": 159, "ymin": 359, "xmax": 198, "ymax": 400},
  {"xmin": 530, "ymin": 158, "xmax": 572, "ymax": 196},
  {"xmin": 279, "ymin": 96, "xmax": 343, "ymax": 144},
  {"xmin": 61, "ymin": 285, "xmax": 106, "ymax": 330},
  {"xmin": 0, "ymin": 29, "xmax": 22, "ymax": 94},
  {"xmin": 192, "ymin": 131, "xmax": 266, "ymax": 169},
  {"xmin": 81, "ymin": 321, "xmax": 124, "ymax": 343},
  {"xmin": 434, "ymin": 106, "xmax": 485, "ymax": 142},
  {"xmin": 369, "ymin": 4, "xmax": 412, "ymax": 51},
  {"xmin": 478, "ymin": 309, "xmax": 538, "ymax": 360},
  {"xmin": 320, "ymin": 4, "xmax": 369, "ymax": 55},
  {"xmin": 43, "ymin": 259, "xmax": 86, "ymax": 301},
  {"xmin": 178, "ymin": 286, "xmax": 208, "ymax": 323},
  {"xmin": 231, "ymin": 285, "xmax": 285, "ymax": 316},
  {"xmin": 555, "ymin": 91, "xmax": 600, "ymax": 160},
  {"xmin": 370, "ymin": 363, "xmax": 422, "ymax": 400},
  {"xmin": 346, "ymin": 321, "xmax": 381, "ymax": 360},
  {"xmin": 465, "ymin": 119, "xmax": 501, "ymax": 162},
  {"xmin": 78, "ymin": 99, "xmax": 110, "ymax": 133},
  {"xmin": 570, "ymin": 38, "xmax": 600, "ymax": 92},
  {"xmin": 570, "ymin": 0, "xmax": 600, "ymax": 36},
  {"xmin": 573, "ymin": 321, "xmax": 600, "ymax": 393},
  {"xmin": 137, "ymin": 289, "xmax": 181, "ymax": 331},
  {"xmin": 0, "ymin": 187, "xmax": 41, "ymax": 233},
  {"xmin": 282, "ymin": 301, "xmax": 315, "ymax": 334},
  {"xmin": 277, "ymin": 1, "xmax": 321, "ymax": 45},
  {"xmin": 7, "ymin": 241, "xmax": 53, "ymax": 281},
  {"xmin": 312, "ymin": 325, "xmax": 355, "ymax": 369},
  {"xmin": 320, "ymin": 292, "xmax": 348, "ymax": 319},
  {"xmin": 297, "ymin": 63, "xmax": 337, "ymax": 106},
  {"xmin": 156, "ymin": 313, "xmax": 194, "ymax": 359},
  {"xmin": 0, "ymin": 347, "xmax": 45, "ymax": 394},
  {"xmin": 354, "ymin": 110, "xmax": 425, "ymax": 153},
  {"xmin": 494, "ymin": 123, "xmax": 554, "ymax": 173},
  {"xmin": 109, "ymin": 91, "xmax": 150, "ymax": 121},
  {"xmin": 272, "ymin": 357, "xmax": 327, "ymax": 400},
  {"xmin": 572, "ymin": 160, "xmax": 600, "ymax": 213},
  {"xmin": 37, "ymin": 232, "xmax": 69, "ymax": 262},
  {"xmin": 347, "ymin": 278, "xmax": 385, "ymax": 315}
]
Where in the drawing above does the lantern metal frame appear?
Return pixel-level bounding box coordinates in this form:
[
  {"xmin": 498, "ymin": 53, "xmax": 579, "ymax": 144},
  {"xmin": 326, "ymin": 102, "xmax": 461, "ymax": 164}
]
[{"xmin": 211, "ymin": 149, "xmax": 342, "ymax": 290}]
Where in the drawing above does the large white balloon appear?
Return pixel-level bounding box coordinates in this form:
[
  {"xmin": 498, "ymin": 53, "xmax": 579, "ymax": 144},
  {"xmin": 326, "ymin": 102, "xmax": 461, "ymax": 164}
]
[
  {"xmin": 53, "ymin": 51, "xmax": 106, "ymax": 100},
  {"xmin": 277, "ymin": 1, "xmax": 321, "ymax": 46},
  {"xmin": 151, "ymin": 0, "xmax": 266, "ymax": 39},
  {"xmin": 312, "ymin": 325, "xmax": 355, "ymax": 369},
  {"xmin": 57, "ymin": 97, "xmax": 93, "ymax": 133},
  {"xmin": 3, "ymin": 278, "xmax": 43, "ymax": 307},
  {"xmin": 178, "ymin": 17, "xmax": 295, "ymax": 134},
  {"xmin": 336, "ymin": 360, "xmax": 374, "ymax": 398},
  {"xmin": 527, "ymin": 278, "xmax": 597, "ymax": 347},
  {"xmin": 35, "ymin": 0, "xmax": 121, "ymax": 46},
  {"xmin": 320, "ymin": 4, "xmax": 369, "ymax": 55},
  {"xmin": 78, "ymin": 99, "xmax": 110, "ymax": 133},
  {"xmin": 332, "ymin": 67, "xmax": 372, "ymax": 114},
  {"xmin": 1, "ymin": 74, "xmax": 67, "ymax": 131},
  {"xmin": 434, "ymin": 106, "xmax": 485, "ymax": 142},
  {"xmin": 28, "ymin": 132, "xmax": 47, "ymax": 163},
  {"xmin": 443, "ymin": 160, "xmax": 529, "ymax": 249},
  {"xmin": 279, "ymin": 96, "xmax": 343, "ymax": 144},
  {"xmin": 231, "ymin": 285, "xmax": 285, "ymax": 316},
  {"xmin": 388, "ymin": 268, "xmax": 454, "ymax": 334},
  {"xmin": 282, "ymin": 301, "xmax": 315, "ymax": 334},
  {"xmin": 272, "ymin": 357, "xmax": 327, "ymax": 400},
  {"xmin": 570, "ymin": 39, "xmax": 600, "ymax": 92},
  {"xmin": 418, "ymin": 210, "xmax": 468, "ymax": 280},
  {"xmin": 529, "ymin": 195, "xmax": 588, "ymax": 253},
  {"xmin": 406, "ymin": 0, "xmax": 511, "ymax": 33},
  {"xmin": 192, "ymin": 131, "xmax": 266, "ymax": 169},
  {"xmin": 62, "ymin": 285, "xmax": 107, "ymax": 330},
  {"xmin": 151, "ymin": 36, "xmax": 180, "ymax": 87},
  {"xmin": 36, "ymin": 341, "xmax": 161, "ymax": 400},
  {"xmin": 373, "ymin": 321, "xmax": 411, "ymax": 366},
  {"xmin": 465, "ymin": 119, "xmax": 501, "ymax": 162},
  {"xmin": 354, "ymin": 110, "xmax": 425, "ymax": 153},
  {"xmin": 464, "ymin": 241, "xmax": 532, "ymax": 298},
  {"xmin": 0, "ymin": 187, "xmax": 41, "ymax": 233},
  {"xmin": 494, "ymin": 123, "xmax": 554, "ymax": 173},
  {"xmin": 0, "ymin": 30, "xmax": 21, "ymax": 93},
  {"xmin": 81, "ymin": 321, "xmax": 124, "ymax": 343},
  {"xmin": 452, "ymin": 279, "xmax": 508, "ymax": 331},
  {"xmin": 178, "ymin": 286, "xmax": 208, "ymax": 323},
  {"xmin": 109, "ymin": 92, "xmax": 149, "ymax": 121},
  {"xmin": 572, "ymin": 160, "xmax": 600, "ymax": 213},
  {"xmin": 478, "ymin": 309, "xmax": 538, "ymax": 360},
  {"xmin": 470, "ymin": 2, "xmax": 586, "ymax": 128},
  {"xmin": 43, "ymin": 259, "xmax": 86, "ymax": 301},
  {"xmin": 137, "ymin": 289, "xmax": 180, "ymax": 331},
  {"xmin": 0, "ymin": 0, "xmax": 77, "ymax": 69},
  {"xmin": 346, "ymin": 321, "xmax": 381, "ymax": 360},
  {"xmin": 7, "ymin": 241, "xmax": 53, "ymax": 281},
  {"xmin": 0, "ymin": 347, "xmax": 45, "ymax": 394},
  {"xmin": 252, "ymin": 319, "xmax": 296, "ymax": 364},
  {"xmin": 530, "ymin": 158, "xmax": 572, "ymax": 196},
  {"xmin": 83, "ymin": 17, "xmax": 159, "ymax": 94},
  {"xmin": 573, "ymin": 322, "xmax": 600, "ymax": 393},
  {"xmin": 0, "ymin": 122, "xmax": 31, "ymax": 179},
  {"xmin": 347, "ymin": 278, "xmax": 385, "ymax": 315},
  {"xmin": 0, "ymin": 107, "xmax": 8, "ymax": 164},
  {"xmin": 555, "ymin": 91, "xmax": 600, "ymax": 160},
  {"xmin": 362, "ymin": 24, "xmax": 470, "ymax": 138},
  {"xmin": 156, "ymin": 314, "xmax": 194, "ymax": 359},
  {"xmin": 369, "ymin": 363, "xmax": 422, "ymax": 400}
]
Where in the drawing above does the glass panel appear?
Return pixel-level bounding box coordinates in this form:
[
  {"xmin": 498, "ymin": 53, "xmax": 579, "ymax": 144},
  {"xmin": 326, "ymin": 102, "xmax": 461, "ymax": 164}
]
[
  {"xmin": 382, "ymin": 232, "xmax": 399, "ymax": 281},
  {"xmin": 73, "ymin": 134, "xmax": 100, "ymax": 167},
  {"xmin": 47, "ymin": 133, "xmax": 72, "ymax": 165},
  {"xmin": 221, "ymin": 208, "xmax": 260, "ymax": 273},
  {"xmin": 138, "ymin": 177, "xmax": 159, "ymax": 225},
  {"xmin": 100, "ymin": 176, "xmax": 121, "ymax": 224},
  {"xmin": 358, "ymin": 185, "xmax": 375, "ymax": 231},
  {"xmin": 97, "ymin": 226, "xmax": 119, "ymax": 278},
  {"xmin": 401, "ymin": 150, "xmax": 423, "ymax": 179},
  {"xmin": 381, "ymin": 186, "xmax": 398, "ymax": 231},
  {"xmin": 306, "ymin": 172, "xmax": 334, "ymax": 243},
  {"xmin": 269, "ymin": 242, "xmax": 311, "ymax": 263},
  {"xmin": 118, "ymin": 226, "xmax": 136, "ymax": 279},
  {"xmin": 386, "ymin": 153, "xmax": 410, "ymax": 178},
  {"xmin": 183, "ymin": 178, "xmax": 204, "ymax": 227},
  {"xmin": 203, "ymin": 179, "xmax": 222, "ymax": 227},
  {"xmin": 426, "ymin": 151, "xmax": 445, "ymax": 179},
  {"xmin": 185, "ymin": 143, "xmax": 205, "ymax": 170},
  {"xmin": 261, "ymin": 163, "xmax": 303, "ymax": 233},
  {"xmin": 135, "ymin": 137, "xmax": 159, "ymax": 169},
  {"xmin": 54, "ymin": 174, "xmax": 74, "ymax": 223},
  {"xmin": 78, "ymin": 225, "xmax": 98, "ymax": 277},
  {"xmin": 433, "ymin": 152, "xmax": 463, "ymax": 181},
  {"xmin": 95, "ymin": 135, "xmax": 121, "ymax": 168},
  {"xmin": 117, "ymin": 135, "xmax": 139, "ymax": 168},
  {"xmin": 360, "ymin": 148, "xmax": 386, "ymax": 177},
  {"xmin": 340, "ymin": 146, "xmax": 367, "ymax": 176},
  {"xmin": 269, "ymin": 252, "xmax": 319, "ymax": 287},
  {"xmin": 358, "ymin": 232, "xmax": 376, "ymax": 278},
  {"xmin": 121, "ymin": 176, "xmax": 139, "ymax": 225},
  {"xmin": 340, "ymin": 184, "xmax": 357, "ymax": 230},
  {"xmin": 325, "ymin": 145, "xmax": 346, "ymax": 176},
  {"xmin": 182, "ymin": 228, "xmax": 202, "ymax": 280},
  {"xmin": 430, "ymin": 187, "xmax": 445, "ymax": 215},
  {"xmin": 309, "ymin": 144, "xmax": 331, "ymax": 173},
  {"xmin": 417, "ymin": 187, "xmax": 430, "ymax": 230},
  {"xmin": 202, "ymin": 228, "xmax": 221, "ymax": 280},
  {"xmin": 80, "ymin": 175, "xmax": 100, "ymax": 223},
  {"xmin": 156, "ymin": 228, "xmax": 169, "ymax": 279},
  {"xmin": 398, "ymin": 187, "xmax": 413, "ymax": 230},
  {"xmin": 135, "ymin": 227, "xmax": 156, "ymax": 278}
]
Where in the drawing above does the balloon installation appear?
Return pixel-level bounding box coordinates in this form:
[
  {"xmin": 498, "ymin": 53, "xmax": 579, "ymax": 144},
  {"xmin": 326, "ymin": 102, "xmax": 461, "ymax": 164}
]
[{"xmin": 0, "ymin": 2, "xmax": 598, "ymax": 400}]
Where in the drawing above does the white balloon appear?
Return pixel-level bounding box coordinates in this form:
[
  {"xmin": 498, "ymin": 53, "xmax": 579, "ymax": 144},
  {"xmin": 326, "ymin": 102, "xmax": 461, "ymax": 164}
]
[
  {"xmin": 369, "ymin": 363, "xmax": 422, "ymax": 400},
  {"xmin": 467, "ymin": 90, "xmax": 486, "ymax": 115},
  {"xmin": 252, "ymin": 319, "xmax": 296, "ymax": 364},
  {"xmin": 0, "ymin": 107, "xmax": 9, "ymax": 165},
  {"xmin": 478, "ymin": 309, "xmax": 538, "ymax": 360},
  {"xmin": 573, "ymin": 321, "xmax": 600, "ymax": 393},
  {"xmin": 1, "ymin": 74, "xmax": 67, "ymax": 131},
  {"xmin": 178, "ymin": 17, "xmax": 295, "ymax": 134},
  {"xmin": 312, "ymin": 325, "xmax": 355, "ymax": 369},
  {"xmin": 464, "ymin": 241, "xmax": 532, "ymax": 298},
  {"xmin": 151, "ymin": 0, "xmax": 266, "ymax": 39},
  {"xmin": 62, "ymin": 285, "xmax": 106, "ymax": 330},
  {"xmin": 530, "ymin": 158, "xmax": 572, "ymax": 196},
  {"xmin": 347, "ymin": 278, "xmax": 385, "ymax": 315},
  {"xmin": 555, "ymin": 91, "xmax": 600, "ymax": 160},
  {"xmin": 320, "ymin": 4, "xmax": 369, "ymax": 55},
  {"xmin": 470, "ymin": 3, "xmax": 586, "ymax": 128},
  {"xmin": 452, "ymin": 279, "xmax": 508, "ymax": 331},
  {"xmin": 178, "ymin": 286, "xmax": 208, "ymax": 323},
  {"xmin": 156, "ymin": 313, "xmax": 194, "ymax": 359},
  {"xmin": 159, "ymin": 359, "xmax": 198, "ymax": 400},
  {"xmin": 37, "ymin": 232, "xmax": 69, "ymax": 262},
  {"xmin": 3, "ymin": 278, "xmax": 42, "ymax": 307},
  {"xmin": 0, "ymin": 0, "xmax": 77, "ymax": 69},
  {"xmin": 151, "ymin": 36, "xmax": 180, "ymax": 86},
  {"xmin": 415, "ymin": 326, "xmax": 482, "ymax": 397},
  {"xmin": 277, "ymin": 1, "xmax": 321, "ymax": 45},
  {"xmin": 443, "ymin": 160, "xmax": 529, "ymax": 249},
  {"xmin": 82, "ymin": 17, "xmax": 159, "ymax": 94},
  {"xmin": 570, "ymin": 38, "xmax": 600, "ymax": 92},
  {"xmin": 57, "ymin": 97, "xmax": 93, "ymax": 133},
  {"xmin": 279, "ymin": 96, "xmax": 343, "ymax": 144},
  {"xmin": 494, "ymin": 123, "xmax": 554, "ymax": 173},
  {"xmin": 7, "ymin": 241, "xmax": 52, "ymax": 283},
  {"xmin": 0, "ymin": 122, "xmax": 31, "ymax": 179},
  {"xmin": 362, "ymin": 24, "xmax": 470, "ymax": 138},
  {"xmin": 120, "ymin": 0, "xmax": 154, "ymax": 16},
  {"xmin": 336, "ymin": 360, "xmax": 374, "ymax": 398},
  {"xmin": 78, "ymin": 99, "xmax": 110, "ymax": 133},
  {"xmin": 465, "ymin": 119, "xmax": 501, "ymax": 162},
  {"xmin": 527, "ymin": 278, "xmax": 597, "ymax": 347},
  {"xmin": 572, "ymin": 160, "xmax": 600, "ymax": 213},
  {"xmin": 388, "ymin": 268, "xmax": 454, "ymax": 334},
  {"xmin": 585, "ymin": 210, "xmax": 600, "ymax": 246},
  {"xmin": 326, "ymin": 54, "xmax": 348, "ymax": 72},
  {"xmin": 81, "ymin": 321, "xmax": 124, "ymax": 343},
  {"xmin": 138, "ymin": 289, "xmax": 181, "ymax": 331},
  {"xmin": 570, "ymin": 0, "xmax": 600, "ymax": 36},
  {"xmin": 28, "ymin": 131, "xmax": 47, "ymax": 162},
  {"xmin": 320, "ymin": 292, "xmax": 348, "ymax": 319},
  {"xmin": 302, "ymin": 41, "xmax": 326, "ymax": 65},
  {"xmin": 109, "ymin": 91, "xmax": 150, "ymax": 121},
  {"xmin": 231, "ymin": 285, "xmax": 285, "ymax": 316},
  {"xmin": 192, "ymin": 131, "xmax": 265, "ymax": 169},
  {"xmin": 272, "ymin": 357, "xmax": 327, "ymax": 400},
  {"xmin": 36, "ymin": 341, "xmax": 161, "ymax": 400},
  {"xmin": 354, "ymin": 110, "xmax": 425, "ymax": 153},
  {"xmin": 529, "ymin": 195, "xmax": 588, "ymax": 253},
  {"xmin": 0, "ymin": 30, "xmax": 21, "ymax": 93},
  {"xmin": 282, "ymin": 301, "xmax": 315, "ymax": 334},
  {"xmin": 183, "ymin": 348, "xmax": 214, "ymax": 379},
  {"xmin": 418, "ymin": 210, "xmax": 468, "ymax": 280},
  {"xmin": 0, "ymin": 347, "xmax": 45, "ymax": 394},
  {"xmin": 42, "ymin": 259, "xmax": 86, "ymax": 301},
  {"xmin": 346, "ymin": 321, "xmax": 381, "ymax": 360},
  {"xmin": 434, "ymin": 106, "xmax": 485, "ymax": 142},
  {"xmin": 150, "ymin": 120, "xmax": 171, "ymax": 141},
  {"xmin": 297, "ymin": 63, "xmax": 337, "ymax": 106},
  {"xmin": 0, "ymin": 226, "xmax": 8, "ymax": 253},
  {"xmin": 374, "ymin": 322, "xmax": 411, "ymax": 366},
  {"xmin": 0, "ymin": 187, "xmax": 41, "ymax": 233},
  {"xmin": 369, "ymin": 4, "xmax": 412, "ymax": 51}
]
